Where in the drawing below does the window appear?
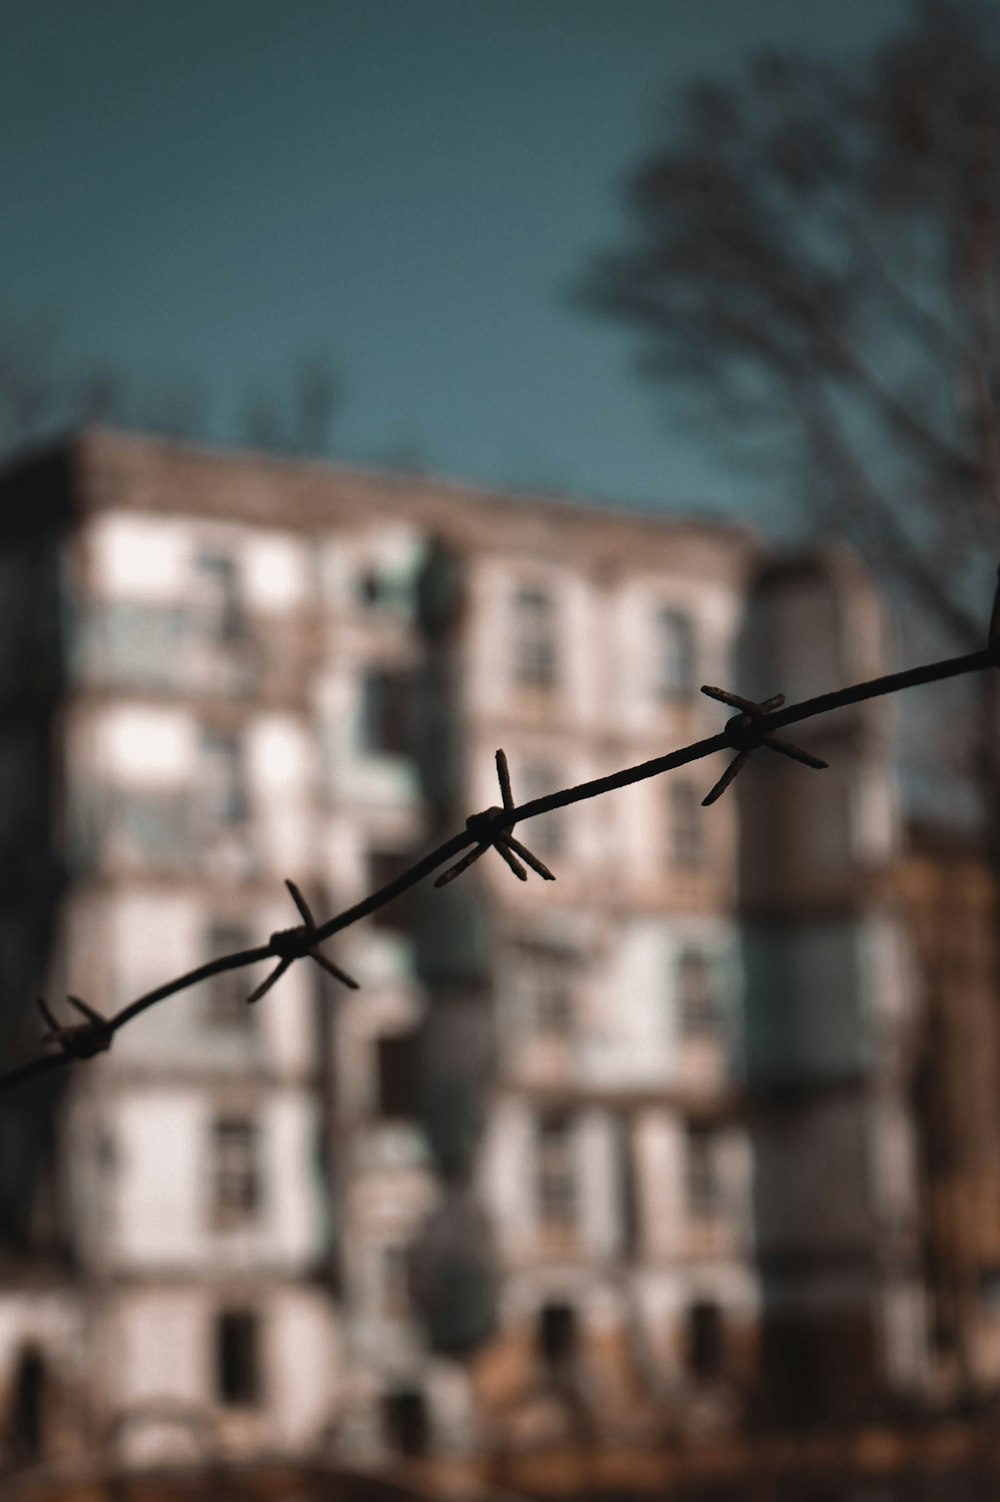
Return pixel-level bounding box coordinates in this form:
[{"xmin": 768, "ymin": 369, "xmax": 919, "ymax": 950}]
[
  {"xmin": 359, "ymin": 568, "xmax": 385, "ymax": 608},
  {"xmin": 100, "ymin": 602, "xmax": 189, "ymax": 690},
  {"xmin": 201, "ymin": 730, "xmax": 248, "ymax": 826},
  {"xmin": 376, "ymin": 1032, "xmax": 421, "ymax": 1120},
  {"xmin": 215, "ymin": 1310, "xmax": 260, "ymax": 1407},
  {"xmin": 512, "ymin": 587, "xmax": 557, "ymax": 688},
  {"xmin": 615, "ymin": 1117, "xmax": 639, "ymax": 1258},
  {"xmin": 677, "ymin": 949, "xmax": 721, "ymax": 1037},
  {"xmin": 9, "ymin": 1345, "xmax": 47, "ymax": 1462},
  {"xmin": 196, "ymin": 552, "xmax": 243, "ymax": 641},
  {"xmin": 381, "ymin": 1244, "xmax": 411, "ymax": 1320},
  {"xmin": 383, "ymin": 1389, "xmax": 429, "ymax": 1456},
  {"xmin": 210, "ymin": 1117, "xmax": 260, "ymax": 1229},
  {"xmin": 656, "ymin": 608, "xmax": 695, "ymax": 699},
  {"xmin": 538, "ymin": 1302, "xmax": 578, "ymax": 1372},
  {"xmin": 688, "ymin": 1301, "xmax": 724, "ymax": 1380},
  {"xmin": 685, "ymin": 1124, "xmax": 721, "ymax": 1218},
  {"xmin": 114, "ymin": 788, "xmax": 191, "ymax": 867},
  {"xmin": 520, "ymin": 762, "xmax": 565, "ymax": 857},
  {"xmin": 519, "ymin": 948, "xmax": 574, "ymax": 1037},
  {"xmin": 205, "ymin": 923, "xmax": 255, "ymax": 1027},
  {"xmin": 668, "ymin": 782, "xmax": 704, "ymax": 870},
  {"xmin": 536, "ymin": 1114, "xmax": 576, "ymax": 1228},
  {"xmin": 359, "ymin": 669, "xmax": 412, "ymax": 756}
]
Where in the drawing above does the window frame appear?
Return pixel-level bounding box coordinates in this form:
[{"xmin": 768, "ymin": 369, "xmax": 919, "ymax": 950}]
[
  {"xmin": 358, "ymin": 667, "xmax": 413, "ymax": 757},
  {"xmin": 676, "ymin": 947, "xmax": 721, "ymax": 1039},
  {"xmin": 655, "ymin": 606, "xmax": 696, "ymax": 700},
  {"xmin": 204, "ymin": 921, "xmax": 256, "ymax": 1028},
  {"xmin": 215, "ymin": 1308, "xmax": 261, "ymax": 1407},
  {"xmin": 209, "ymin": 1115, "xmax": 261, "ymax": 1230},
  {"xmin": 511, "ymin": 586, "xmax": 558, "ymax": 690},
  {"xmin": 536, "ymin": 1112, "xmax": 577, "ymax": 1229},
  {"xmin": 516, "ymin": 945, "xmax": 575, "ymax": 1040},
  {"xmin": 668, "ymin": 781, "xmax": 705, "ymax": 871},
  {"xmin": 684, "ymin": 1123, "xmax": 722, "ymax": 1219}
]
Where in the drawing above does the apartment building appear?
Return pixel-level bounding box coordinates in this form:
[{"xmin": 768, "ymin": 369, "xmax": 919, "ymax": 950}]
[{"xmin": 0, "ymin": 431, "xmax": 922, "ymax": 1472}]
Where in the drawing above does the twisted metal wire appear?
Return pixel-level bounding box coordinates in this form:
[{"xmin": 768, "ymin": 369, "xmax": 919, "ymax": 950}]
[{"xmin": 3, "ymin": 580, "xmax": 997, "ymax": 1094}]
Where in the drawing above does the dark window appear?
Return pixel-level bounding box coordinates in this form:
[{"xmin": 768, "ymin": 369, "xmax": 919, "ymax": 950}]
[
  {"xmin": 359, "ymin": 569, "xmax": 383, "ymax": 607},
  {"xmin": 201, "ymin": 730, "xmax": 248, "ymax": 826},
  {"xmin": 9, "ymin": 1345, "xmax": 46, "ymax": 1462},
  {"xmin": 656, "ymin": 609, "xmax": 695, "ymax": 698},
  {"xmin": 519, "ymin": 948, "xmax": 574, "ymax": 1037},
  {"xmin": 216, "ymin": 1310, "xmax": 260, "ymax": 1407},
  {"xmin": 381, "ymin": 1244, "xmax": 411, "ymax": 1319},
  {"xmin": 537, "ymin": 977, "xmax": 572, "ymax": 1035},
  {"xmin": 383, "ymin": 1389, "xmax": 429, "ymax": 1456},
  {"xmin": 677, "ymin": 949, "xmax": 720, "ymax": 1037},
  {"xmin": 367, "ymin": 850, "xmax": 418, "ymax": 933},
  {"xmin": 538, "ymin": 1302, "xmax": 578, "ymax": 1371},
  {"xmin": 685, "ymin": 1124, "xmax": 721, "ymax": 1218},
  {"xmin": 205, "ymin": 922, "xmax": 256, "ymax": 1027},
  {"xmin": 689, "ymin": 1301, "xmax": 724, "ymax": 1380},
  {"xmin": 211, "ymin": 1117, "xmax": 260, "ymax": 1228},
  {"xmin": 512, "ymin": 587, "xmax": 557, "ymax": 688},
  {"xmin": 377, "ymin": 1032, "xmax": 420, "ymax": 1120},
  {"xmin": 114, "ymin": 788, "xmax": 191, "ymax": 867},
  {"xmin": 196, "ymin": 552, "xmax": 243, "ymax": 640},
  {"xmin": 537, "ymin": 1114, "xmax": 576, "ymax": 1228},
  {"xmin": 359, "ymin": 670, "xmax": 412, "ymax": 756},
  {"xmin": 669, "ymin": 782, "xmax": 704, "ymax": 870},
  {"xmin": 616, "ymin": 1117, "xmax": 639, "ymax": 1259}
]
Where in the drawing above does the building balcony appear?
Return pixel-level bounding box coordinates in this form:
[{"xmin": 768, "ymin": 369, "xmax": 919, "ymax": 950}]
[
  {"xmin": 74, "ymin": 601, "xmax": 313, "ymax": 707},
  {"xmin": 74, "ymin": 787, "xmax": 263, "ymax": 882}
]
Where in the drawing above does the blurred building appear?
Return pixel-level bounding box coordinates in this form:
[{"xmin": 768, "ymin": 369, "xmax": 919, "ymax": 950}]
[{"xmin": 0, "ymin": 431, "xmax": 931, "ymax": 1477}]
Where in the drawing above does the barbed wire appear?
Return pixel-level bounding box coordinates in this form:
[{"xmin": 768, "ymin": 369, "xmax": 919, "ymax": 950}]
[{"xmin": 2, "ymin": 573, "xmax": 998, "ymax": 1096}]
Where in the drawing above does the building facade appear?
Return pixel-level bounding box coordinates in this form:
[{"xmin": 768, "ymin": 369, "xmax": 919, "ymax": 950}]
[{"xmin": 0, "ymin": 431, "xmax": 925, "ymax": 1473}]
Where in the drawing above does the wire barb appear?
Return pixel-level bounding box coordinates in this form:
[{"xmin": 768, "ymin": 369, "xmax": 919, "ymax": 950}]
[
  {"xmin": 37, "ymin": 995, "xmax": 113, "ymax": 1060},
  {"xmin": 700, "ymin": 685, "xmax": 828, "ymax": 805},
  {"xmin": 496, "ymin": 748, "xmax": 514, "ymax": 811},
  {"xmin": 434, "ymin": 747, "xmax": 557, "ymax": 887},
  {"xmin": 989, "ymin": 565, "xmax": 1000, "ymax": 660},
  {"xmin": 247, "ymin": 880, "xmax": 359, "ymax": 1004}
]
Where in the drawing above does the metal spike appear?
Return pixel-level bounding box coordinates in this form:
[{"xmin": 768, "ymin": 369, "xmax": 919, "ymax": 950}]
[
  {"xmin": 67, "ymin": 995, "xmax": 106, "ymax": 1025},
  {"xmin": 493, "ymin": 840, "xmax": 528, "ymax": 882},
  {"xmin": 309, "ymin": 948, "xmax": 359, "ymax": 990},
  {"xmin": 246, "ymin": 958, "xmax": 291, "ymax": 1006},
  {"xmin": 285, "ymin": 879, "xmax": 315, "ymax": 928},
  {"xmin": 36, "ymin": 997, "xmax": 59, "ymax": 1033},
  {"xmin": 701, "ymin": 685, "xmax": 759, "ymax": 715},
  {"xmin": 496, "ymin": 748, "xmax": 514, "ymax": 811},
  {"xmin": 702, "ymin": 749, "xmax": 752, "ymax": 806},
  {"xmin": 435, "ymin": 843, "xmax": 488, "ymax": 888},
  {"xmin": 989, "ymin": 564, "xmax": 1000, "ymax": 654},
  {"xmin": 764, "ymin": 735, "xmax": 828, "ymax": 770},
  {"xmin": 501, "ymin": 833, "xmax": 556, "ymax": 881}
]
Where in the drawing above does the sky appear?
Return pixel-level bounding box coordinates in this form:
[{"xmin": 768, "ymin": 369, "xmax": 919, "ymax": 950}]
[{"xmin": 4, "ymin": 0, "xmax": 909, "ymax": 532}]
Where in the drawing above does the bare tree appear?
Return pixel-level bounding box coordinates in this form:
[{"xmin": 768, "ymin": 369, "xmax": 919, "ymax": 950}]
[
  {"xmin": 582, "ymin": 0, "xmax": 1000, "ymax": 811},
  {"xmin": 0, "ymin": 321, "xmax": 341, "ymax": 462},
  {"xmin": 242, "ymin": 349, "xmax": 342, "ymax": 457}
]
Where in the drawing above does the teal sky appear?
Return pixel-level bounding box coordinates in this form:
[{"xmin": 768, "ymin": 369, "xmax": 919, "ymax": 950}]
[{"xmin": 4, "ymin": 0, "xmax": 908, "ymax": 528}]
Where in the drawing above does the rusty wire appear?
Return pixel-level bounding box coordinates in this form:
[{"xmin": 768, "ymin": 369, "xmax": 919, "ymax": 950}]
[{"xmin": 2, "ymin": 575, "xmax": 998, "ymax": 1095}]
